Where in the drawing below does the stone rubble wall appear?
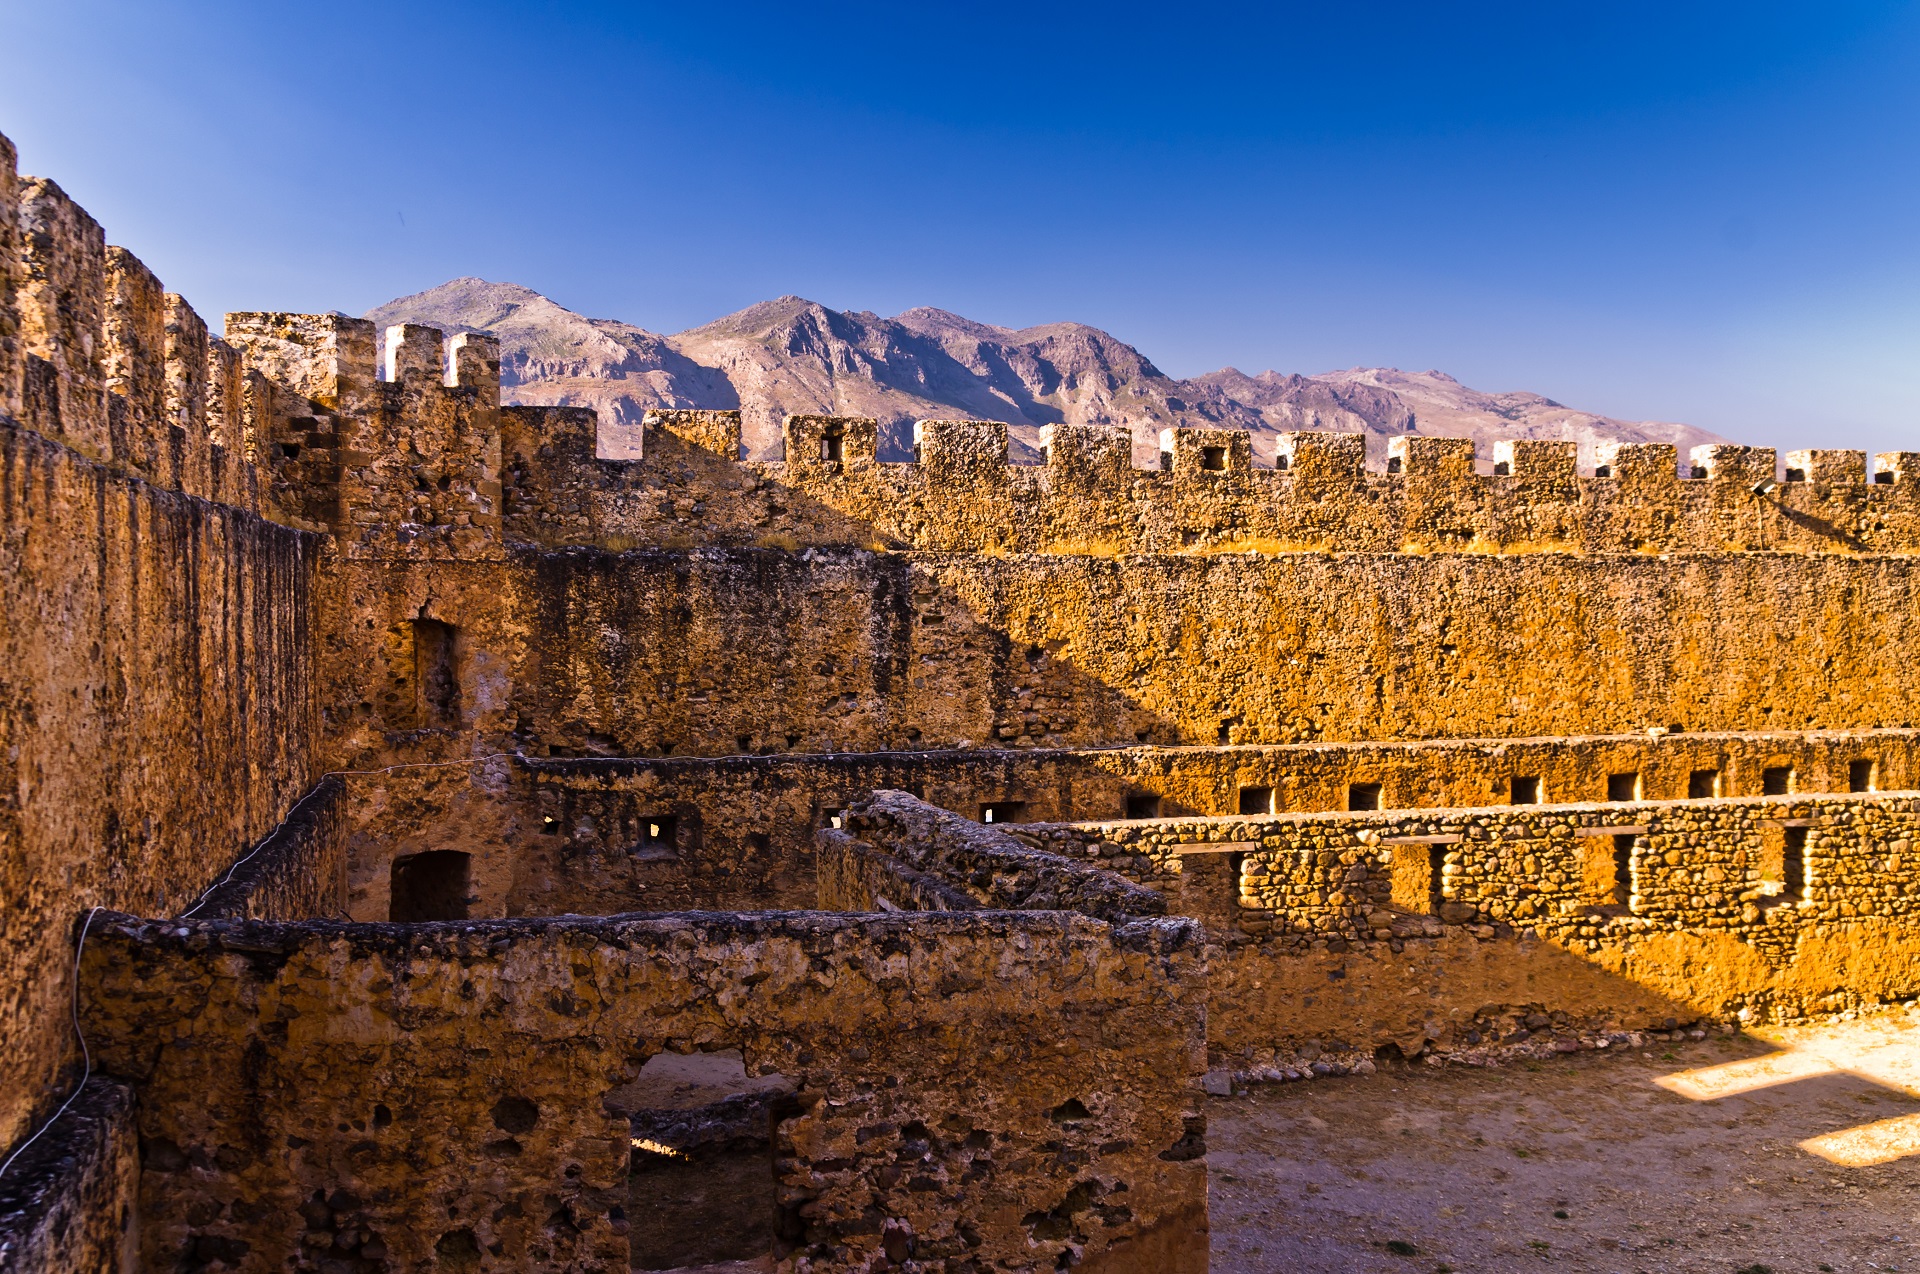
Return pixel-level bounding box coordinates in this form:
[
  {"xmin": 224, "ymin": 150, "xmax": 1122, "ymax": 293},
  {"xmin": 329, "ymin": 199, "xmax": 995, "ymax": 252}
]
[
  {"xmin": 3, "ymin": 135, "xmax": 264, "ymax": 512},
  {"xmin": 79, "ymin": 910, "xmax": 1208, "ymax": 1274},
  {"xmin": 0, "ymin": 412, "xmax": 321, "ymax": 1151},
  {"xmin": 327, "ymin": 730, "xmax": 1915, "ymax": 920},
  {"xmin": 1025, "ymin": 792, "xmax": 1920, "ymax": 1054},
  {"xmin": 1034, "ymin": 792, "xmax": 1920, "ymax": 942},
  {"xmin": 830, "ymin": 790, "xmax": 1164, "ymax": 923},
  {"xmin": 814, "ymin": 828, "xmax": 979, "ymax": 913}
]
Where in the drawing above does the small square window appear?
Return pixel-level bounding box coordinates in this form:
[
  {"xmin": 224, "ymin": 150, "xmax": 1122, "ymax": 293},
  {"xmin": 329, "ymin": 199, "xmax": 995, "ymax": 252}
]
[
  {"xmin": 635, "ymin": 816, "xmax": 678, "ymax": 862},
  {"xmin": 1511, "ymin": 776, "xmax": 1541, "ymax": 805},
  {"xmin": 1348, "ymin": 782, "xmax": 1382, "ymax": 811},
  {"xmin": 1761, "ymin": 766, "xmax": 1794, "ymax": 796},
  {"xmin": 1606, "ymin": 772, "xmax": 1640, "ymax": 802},
  {"xmin": 1237, "ymin": 786, "xmax": 1273, "ymax": 816},
  {"xmin": 1125, "ymin": 793, "xmax": 1162, "ymax": 819},
  {"xmin": 1688, "ymin": 769, "xmax": 1720, "ymax": 799},
  {"xmin": 1849, "ymin": 759, "xmax": 1877, "ymax": 792},
  {"xmin": 1200, "ymin": 446, "xmax": 1227, "ymax": 471},
  {"xmin": 821, "ymin": 431, "xmax": 844, "ymax": 462},
  {"xmin": 980, "ymin": 801, "xmax": 1026, "ymax": 825}
]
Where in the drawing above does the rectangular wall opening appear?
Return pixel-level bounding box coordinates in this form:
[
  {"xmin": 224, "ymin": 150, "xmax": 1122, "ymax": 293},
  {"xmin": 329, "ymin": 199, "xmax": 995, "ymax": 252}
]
[
  {"xmin": 635, "ymin": 816, "xmax": 679, "ymax": 862},
  {"xmin": 389, "ymin": 850, "xmax": 472, "ymax": 922},
  {"xmin": 1687, "ymin": 769, "xmax": 1721, "ymax": 799},
  {"xmin": 1125, "ymin": 793, "xmax": 1162, "ymax": 819},
  {"xmin": 1237, "ymin": 786, "xmax": 1273, "ymax": 815},
  {"xmin": 979, "ymin": 801, "xmax": 1026, "ymax": 825},
  {"xmin": 1178, "ymin": 851, "xmax": 1246, "ymax": 934},
  {"xmin": 1783, "ymin": 826, "xmax": 1807, "ymax": 901},
  {"xmin": 1427, "ymin": 844, "xmax": 1448, "ymax": 914},
  {"xmin": 607, "ymin": 1049, "xmax": 792, "ymax": 1271},
  {"xmin": 1348, "ymin": 782, "xmax": 1382, "ymax": 811},
  {"xmin": 1575, "ymin": 835, "xmax": 1630, "ymax": 913},
  {"xmin": 1606, "ymin": 772, "xmax": 1641, "ymax": 802},
  {"xmin": 1850, "ymin": 759, "xmax": 1878, "ymax": 792},
  {"xmin": 412, "ymin": 617, "xmax": 461, "ymax": 727},
  {"xmin": 1510, "ymin": 775, "xmax": 1541, "ymax": 805},
  {"xmin": 820, "ymin": 430, "xmax": 843, "ymax": 461},
  {"xmin": 1200, "ymin": 446, "xmax": 1226, "ymax": 471},
  {"xmin": 1762, "ymin": 766, "xmax": 1795, "ymax": 796},
  {"xmin": 1611, "ymin": 833, "xmax": 1634, "ymax": 909},
  {"xmin": 1758, "ymin": 823, "xmax": 1810, "ymax": 907}
]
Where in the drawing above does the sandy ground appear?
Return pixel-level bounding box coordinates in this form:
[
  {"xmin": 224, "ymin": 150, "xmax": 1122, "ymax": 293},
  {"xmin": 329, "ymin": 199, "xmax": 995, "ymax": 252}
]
[{"xmin": 1208, "ymin": 1007, "xmax": 1920, "ymax": 1274}]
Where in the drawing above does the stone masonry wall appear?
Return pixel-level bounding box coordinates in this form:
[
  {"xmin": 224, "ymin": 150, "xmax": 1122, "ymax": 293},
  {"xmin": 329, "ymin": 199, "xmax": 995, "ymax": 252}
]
[
  {"xmin": 316, "ymin": 548, "xmax": 1920, "ymax": 769},
  {"xmin": 815, "ymin": 829, "xmax": 979, "ymax": 913},
  {"xmin": 1025, "ymin": 792, "xmax": 1920, "ymax": 1060},
  {"xmin": 0, "ymin": 1079, "xmax": 139, "ymax": 1273},
  {"xmin": 0, "ymin": 415, "xmax": 320, "ymax": 1151},
  {"xmin": 328, "ymin": 730, "xmax": 1913, "ymax": 920},
  {"xmin": 189, "ymin": 776, "xmax": 349, "ymax": 922},
  {"xmin": 493, "ymin": 406, "xmax": 1920, "ymax": 556},
  {"xmin": 832, "ymin": 790, "xmax": 1165, "ymax": 923},
  {"xmin": 80, "ymin": 910, "xmax": 1208, "ymax": 1274}
]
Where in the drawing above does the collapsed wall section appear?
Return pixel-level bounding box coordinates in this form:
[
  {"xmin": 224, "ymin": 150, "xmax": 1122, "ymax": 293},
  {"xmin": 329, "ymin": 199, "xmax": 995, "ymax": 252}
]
[{"xmin": 80, "ymin": 910, "xmax": 1208, "ymax": 1273}]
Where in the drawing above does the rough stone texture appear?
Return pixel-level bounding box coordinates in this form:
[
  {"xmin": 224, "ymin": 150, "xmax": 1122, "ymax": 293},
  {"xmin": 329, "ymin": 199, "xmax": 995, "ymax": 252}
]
[
  {"xmin": 0, "ymin": 1079, "xmax": 138, "ymax": 1273},
  {"xmin": 314, "ymin": 548, "xmax": 1920, "ymax": 771},
  {"xmin": 81, "ymin": 910, "xmax": 1208, "ymax": 1273},
  {"xmin": 325, "ymin": 731, "xmax": 1919, "ymax": 922},
  {"xmin": 816, "ymin": 830, "xmax": 979, "ymax": 913},
  {"xmin": 1023, "ymin": 792, "xmax": 1920, "ymax": 1059},
  {"xmin": 0, "ymin": 414, "xmax": 319, "ymax": 1149},
  {"xmin": 488, "ymin": 407, "xmax": 1920, "ymax": 556},
  {"xmin": 832, "ymin": 790, "xmax": 1165, "ymax": 923},
  {"xmin": 189, "ymin": 776, "xmax": 348, "ymax": 921},
  {"xmin": 14, "ymin": 123, "xmax": 1920, "ymax": 1269}
]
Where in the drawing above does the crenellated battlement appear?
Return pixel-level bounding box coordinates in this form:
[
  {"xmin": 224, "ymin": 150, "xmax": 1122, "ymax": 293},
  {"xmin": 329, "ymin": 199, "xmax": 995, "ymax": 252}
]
[
  {"xmin": 1, "ymin": 143, "xmax": 266, "ymax": 509},
  {"xmin": 8, "ymin": 122, "xmax": 1920, "ymax": 563},
  {"xmin": 488, "ymin": 405, "xmax": 1920, "ymax": 556}
]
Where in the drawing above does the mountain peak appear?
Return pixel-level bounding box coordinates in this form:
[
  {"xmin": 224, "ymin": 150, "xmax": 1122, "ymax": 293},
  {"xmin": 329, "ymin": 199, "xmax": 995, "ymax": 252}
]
[{"xmin": 365, "ymin": 281, "xmax": 1728, "ymax": 464}]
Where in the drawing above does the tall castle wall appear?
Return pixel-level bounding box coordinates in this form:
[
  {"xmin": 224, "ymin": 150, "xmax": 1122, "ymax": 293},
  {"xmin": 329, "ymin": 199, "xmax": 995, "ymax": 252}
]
[
  {"xmin": 315, "ymin": 547, "xmax": 1920, "ymax": 775},
  {"xmin": 0, "ymin": 137, "xmax": 323, "ymax": 1153}
]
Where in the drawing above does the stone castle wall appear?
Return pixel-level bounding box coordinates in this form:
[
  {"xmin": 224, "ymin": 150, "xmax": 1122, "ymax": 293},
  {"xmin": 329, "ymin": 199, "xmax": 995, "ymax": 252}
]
[
  {"xmin": 0, "ymin": 138, "xmax": 325, "ymax": 1153},
  {"xmin": 500, "ymin": 406, "xmax": 1920, "ymax": 556},
  {"xmin": 1018, "ymin": 791, "xmax": 1920, "ymax": 1057},
  {"xmin": 315, "ymin": 548, "xmax": 1920, "ymax": 773},
  {"xmin": 80, "ymin": 910, "xmax": 1208, "ymax": 1273},
  {"xmin": 335, "ymin": 730, "xmax": 1915, "ymax": 921}
]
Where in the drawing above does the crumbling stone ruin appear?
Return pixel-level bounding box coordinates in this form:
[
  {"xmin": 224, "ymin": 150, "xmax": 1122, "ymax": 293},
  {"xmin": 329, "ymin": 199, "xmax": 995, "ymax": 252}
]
[{"xmin": 1, "ymin": 125, "xmax": 1919, "ymax": 1272}]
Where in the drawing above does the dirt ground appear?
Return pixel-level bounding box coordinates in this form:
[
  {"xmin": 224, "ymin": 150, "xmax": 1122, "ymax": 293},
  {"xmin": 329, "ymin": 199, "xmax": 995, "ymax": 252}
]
[{"xmin": 1208, "ymin": 1006, "xmax": 1920, "ymax": 1274}]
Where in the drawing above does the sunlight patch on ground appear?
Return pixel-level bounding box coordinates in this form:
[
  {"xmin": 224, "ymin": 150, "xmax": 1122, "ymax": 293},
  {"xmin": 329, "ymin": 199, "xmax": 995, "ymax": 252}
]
[
  {"xmin": 1799, "ymin": 1112, "xmax": 1920, "ymax": 1165},
  {"xmin": 1658, "ymin": 1008, "xmax": 1920, "ymax": 1165}
]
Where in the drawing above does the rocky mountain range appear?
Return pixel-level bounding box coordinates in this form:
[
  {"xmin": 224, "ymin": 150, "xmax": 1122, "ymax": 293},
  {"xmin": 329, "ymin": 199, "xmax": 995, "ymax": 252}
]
[{"xmin": 366, "ymin": 278, "xmax": 1725, "ymax": 466}]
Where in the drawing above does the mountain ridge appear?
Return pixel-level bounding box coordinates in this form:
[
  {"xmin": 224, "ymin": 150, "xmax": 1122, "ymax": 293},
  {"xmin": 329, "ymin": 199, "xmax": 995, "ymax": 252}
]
[{"xmin": 366, "ymin": 278, "xmax": 1727, "ymax": 465}]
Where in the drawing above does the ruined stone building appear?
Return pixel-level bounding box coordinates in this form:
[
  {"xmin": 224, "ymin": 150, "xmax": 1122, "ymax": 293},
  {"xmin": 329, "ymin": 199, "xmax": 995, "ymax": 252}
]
[{"xmin": 2, "ymin": 126, "xmax": 1919, "ymax": 1272}]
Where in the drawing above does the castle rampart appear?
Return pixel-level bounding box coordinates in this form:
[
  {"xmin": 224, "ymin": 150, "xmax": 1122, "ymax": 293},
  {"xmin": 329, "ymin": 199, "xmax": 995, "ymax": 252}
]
[{"xmin": 8, "ymin": 122, "xmax": 1920, "ymax": 1271}]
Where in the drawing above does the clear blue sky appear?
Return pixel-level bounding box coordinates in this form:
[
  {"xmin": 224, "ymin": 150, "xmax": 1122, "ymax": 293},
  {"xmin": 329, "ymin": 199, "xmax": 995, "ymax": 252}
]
[{"xmin": 4, "ymin": 0, "xmax": 1919, "ymax": 452}]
